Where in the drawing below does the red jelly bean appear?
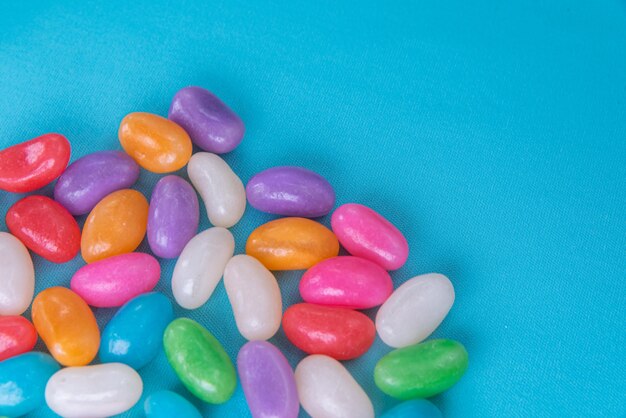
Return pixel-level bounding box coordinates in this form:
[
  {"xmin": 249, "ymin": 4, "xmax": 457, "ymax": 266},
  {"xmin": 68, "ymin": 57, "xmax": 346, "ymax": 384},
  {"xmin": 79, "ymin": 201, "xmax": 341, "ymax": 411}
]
[
  {"xmin": 282, "ymin": 303, "xmax": 375, "ymax": 360},
  {"xmin": 6, "ymin": 196, "xmax": 81, "ymax": 263},
  {"xmin": 0, "ymin": 316, "xmax": 37, "ymax": 361},
  {"xmin": 0, "ymin": 133, "xmax": 70, "ymax": 193}
]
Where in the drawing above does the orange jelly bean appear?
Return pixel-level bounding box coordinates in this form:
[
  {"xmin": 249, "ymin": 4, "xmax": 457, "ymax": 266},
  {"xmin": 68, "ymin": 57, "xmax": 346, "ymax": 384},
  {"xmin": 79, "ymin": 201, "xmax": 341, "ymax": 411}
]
[
  {"xmin": 81, "ymin": 189, "xmax": 149, "ymax": 263},
  {"xmin": 119, "ymin": 112, "xmax": 192, "ymax": 173},
  {"xmin": 246, "ymin": 217, "xmax": 339, "ymax": 270},
  {"xmin": 31, "ymin": 287, "xmax": 100, "ymax": 366}
]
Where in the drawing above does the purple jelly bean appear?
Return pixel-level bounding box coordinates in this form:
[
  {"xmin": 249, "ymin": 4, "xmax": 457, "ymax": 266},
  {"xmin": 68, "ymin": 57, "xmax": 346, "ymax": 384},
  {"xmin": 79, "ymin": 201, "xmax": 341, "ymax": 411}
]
[
  {"xmin": 147, "ymin": 175, "xmax": 199, "ymax": 258},
  {"xmin": 237, "ymin": 341, "xmax": 299, "ymax": 418},
  {"xmin": 246, "ymin": 166, "xmax": 335, "ymax": 217},
  {"xmin": 168, "ymin": 86, "xmax": 245, "ymax": 154},
  {"xmin": 53, "ymin": 151, "xmax": 140, "ymax": 215}
]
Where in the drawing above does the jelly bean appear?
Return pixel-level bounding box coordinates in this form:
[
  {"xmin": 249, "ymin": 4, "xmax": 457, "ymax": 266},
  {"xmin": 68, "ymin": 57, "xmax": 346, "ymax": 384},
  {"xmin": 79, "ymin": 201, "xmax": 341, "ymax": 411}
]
[
  {"xmin": 300, "ymin": 256, "xmax": 393, "ymax": 309},
  {"xmin": 376, "ymin": 273, "xmax": 454, "ymax": 348},
  {"xmin": 45, "ymin": 363, "xmax": 143, "ymax": 418},
  {"xmin": 70, "ymin": 252, "xmax": 160, "ymax": 308},
  {"xmin": 224, "ymin": 255, "xmax": 282, "ymax": 340},
  {"xmin": 0, "ymin": 231, "xmax": 34, "ymax": 315},
  {"xmin": 81, "ymin": 189, "xmax": 149, "ymax": 263},
  {"xmin": 237, "ymin": 341, "xmax": 299, "ymax": 418},
  {"xmin": 100, "ymin": 292, "xmax": 173, "ymax": 369},
  {"xmin": 168, "ymin": 86, "xmax": 245, "ymax": 154},
  {"xmin": 0, "ymin": 352, "xmax": 60, "ymax": 417},
  {"xmin": 187, "ymin": 152, "xmax": 246, "ymax": 228},
  {"xmin": 144, "ymin": 390, "xmax": 202, "ymax": 418},
  {"xmin": 0, "ymin": 133, "xmax": 70, "ymax": 193},
  {"xmin": 54, "ymin": 150, "xmax": 140, "ymax": 215},
  {"xmin": 32, "ymin": 287, "xmax": 100, "ymax": 366},
  {"xmin": 374, "ymin": 339, "xmax": 469, "ymax": 399},
  {"xmin": 6, "ymin": 195, "xmax": 80, "ymax": 263},
  {"xmin": 381, "ymin": 399, "xmax": 443, "ymax": 418},
  {"xmin": 331, "ymin": 203, "xmax": 409, "ymax": 270},
  {"xmin": 246, "ymin": 166, "xmax": 335, "ymax": 217},
  {"xmin": 295, "ymin": 354, "xmax": 374, "ymax": 418},
  {"xmin": 163, "ymin": 318, "xmax": 237, "ymax": 404},
  {"xmin": 0, "ymin": 316, "xmax": 37, "ymax": 361},
  {"xmin": 172, "ymin": 227, "xmax": 234, "ymax": 309},
  {"xmin": 147, "ymin": 175, "xmax": 199, "ymax": 258},
  {"xmin": 246, "ymin": 217, "xmax": 339, "ymax": 270},
  {"xmin": 119, "ymin": 112, "xmax": 192, "ymax": 173},
  {"xmin": 282, "ymin": 303, "xmax": 375, "ymax": 360}
]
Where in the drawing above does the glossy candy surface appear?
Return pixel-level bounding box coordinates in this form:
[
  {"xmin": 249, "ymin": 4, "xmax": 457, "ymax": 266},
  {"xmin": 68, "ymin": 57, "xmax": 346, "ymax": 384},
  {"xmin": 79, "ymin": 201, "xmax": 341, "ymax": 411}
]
[
  {"xmin": 119, "ymin": 112, "xmax": 192, "ymax": 173},
  {"xmin": 0, "ymin": 133, "xmax": 70, "ymax": 193},
  {"xmin": 246, "ymin": 217, "xmax": 339, "ymax": 270},
  {"xmin": 32, "ymin": 287, "xmax": 100, "ymax": 366},
  {"xmin": 163, "ymin": 318, "xmax": 237, "ymax": 404},
  {"xmin": 381, "ymin": 399, "xmax": 443, "ymax": 418},
  {"xmin": 0, "ymin": 316, "xmax": 37, "ymax": 361},
  {"xmin": 300, "ymin": 256, "xmax": 393, "ymax": 309},
  {"xmin": 282, "ymin": 303, "xmax": 375, "ymax": 360},
  {"xmin": 246, "ymin": 166, "xmax": 335, "ymax": 217},
  {"xmin": 331, "ymin": 203, "xmax": 409, "ymax": 270},
  {"xmin": 81, "ymin": 189, "xmax": 149, "ymax": 263},
  {"xmin": 6, "ymin": 195, "xmax": 80, "ymax": 263},
  {"xmin": 54, "ymin": 150, "xmax": 140, "ymax": 215},
  {"xmin": 0, "ymin": 231, "xmax": 34, "ymax": 315},
  {"xmin": 168, "ymin": 86, "xmax": 245, "ymax": 154},
  {"xmin": 144, "ymin": 390, "xmax": 202, "ymax": 418}
]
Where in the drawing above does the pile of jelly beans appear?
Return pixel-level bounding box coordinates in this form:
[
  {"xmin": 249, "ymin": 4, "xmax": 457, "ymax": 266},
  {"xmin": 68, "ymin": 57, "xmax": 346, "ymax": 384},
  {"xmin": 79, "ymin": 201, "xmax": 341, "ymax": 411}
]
[{"xmin": 0, "ymin": 86, "xmax": 468, "ymax": 418}]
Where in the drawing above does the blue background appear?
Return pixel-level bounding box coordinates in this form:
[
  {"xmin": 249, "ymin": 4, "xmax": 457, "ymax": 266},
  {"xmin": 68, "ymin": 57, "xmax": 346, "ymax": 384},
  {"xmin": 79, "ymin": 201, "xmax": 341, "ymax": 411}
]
[{"xmin": 1, "ymin": 1, "xmax": 625, "ymax": 417}]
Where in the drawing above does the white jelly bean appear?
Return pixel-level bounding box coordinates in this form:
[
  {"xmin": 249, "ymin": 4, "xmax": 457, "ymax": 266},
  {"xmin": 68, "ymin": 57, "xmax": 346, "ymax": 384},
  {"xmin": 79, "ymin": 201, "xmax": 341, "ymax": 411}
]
[
  {"xmin": 187, "ymin": 152, "xmax": 246, "ymax": 228},
  {"xmin": 295, "ymin": 354, "xmax": 374, "ymax": 418},
  {"xmin": 45, "ymin": 363, "xmax": 143, "ymax": 418},
  {"xmin": 172, "ymin": 227, "xmax": 235, "ymax": 309},
  {"xmin": 224, "ymin": 254, "xmax": 282, "ymax": 340},
  {"xmin": 0, "ymin": 231, "xmax": 34, "ymax": 315},
  {"xmin": 376, "ymin": 273, "xmax": 455, "ymax": 348}
]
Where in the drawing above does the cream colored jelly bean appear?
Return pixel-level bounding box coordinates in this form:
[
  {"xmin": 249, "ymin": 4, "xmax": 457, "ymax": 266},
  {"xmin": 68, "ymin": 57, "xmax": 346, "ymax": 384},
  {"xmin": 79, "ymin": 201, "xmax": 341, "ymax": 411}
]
[{"xmin": 0, "ymin": 232, "xmax": 34, "ymax": 315}]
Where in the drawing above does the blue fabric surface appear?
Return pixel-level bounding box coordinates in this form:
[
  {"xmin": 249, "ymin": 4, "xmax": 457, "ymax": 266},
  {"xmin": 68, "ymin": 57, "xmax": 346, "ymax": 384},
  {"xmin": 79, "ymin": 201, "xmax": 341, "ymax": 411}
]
[{"xmin": 1, "ymin": 1, "xmax": 625, "ymax": 417}]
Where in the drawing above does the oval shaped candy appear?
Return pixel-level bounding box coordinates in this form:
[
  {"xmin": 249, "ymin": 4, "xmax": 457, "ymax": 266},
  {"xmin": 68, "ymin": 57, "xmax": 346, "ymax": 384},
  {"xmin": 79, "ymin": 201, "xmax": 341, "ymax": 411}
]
[
  {"xmin": 246, "ymin": 166, "xmax": 335, "ymax": 217},
  {"xmin": 54, "ymin": 150, "xmax": 140, "ymax": 215},
  {"xmin": 144, "ymin": 390, "xmax": 202, "ymax": 418},
  {"xmin": 224, "ymin": 255, "xmax": 282, "ymax": 340},
  {"xmin": 81, "ymin": 189, "xmax": 149, "ymax": 263},
  {"xmin": 374, "ymin": 339, "xmax": 469, "ymax": 399},
  {"xmin": 187, "ymin": 152, "xmax": 246, "ymax": 228},
  {"xmin": 148, "ymin": 175, "xmax": 199, "ymax": 258},
  {"xmin": 376, "ymin": 273, "xmax": 454, "ymax": 348},
  {"xmin": 0, "ymin": 352, "xmax": 60, "ymax": 417},
  {"xmin": 282, "ymin": 303, "xmax": 375, "ymax": 360},
  {"xmin": 0, "ymin": 232, "xmax": 34, "ymax": 315},
  {"xmin": 6, "ymin": 195, "xmax": 80, "ymax": 263},
  {"xmin": 100, "ymin": 292, "xmax": 173, "ymax": 369},
  {"xmin": 163, "ymin": 318, "xmax": 236, "ymax": 404},
  {"xmin": 237, "ymin": 341, "xmax": 299, "ymax": 418},
  {"xmin": 172, "ymin": 227, "xmax": 234, "ymax": 309},
  {"xmin": 119, "ymin": 112, "xmax": 192, "ymax": 173},
  {"xmin": 246, "ymin": 217, "xmax": 339, "ymax": 270},
  {"xmin": 168, "ymin": 86, "xmax": 245, "ymax": 154},
  {"xmin": 331, "ymin": 203, "xmax": 409, "ymax": 270},
  {"xmin": 0, "ymin": 316, "xmax": 37, "ymax": 361},
  {"xmin": 32, "ymin": 287, "xmax": 100, "ymax": 366},
  {"xmin": 45, "ymin": 363, "xmax": 143, "ymax": 418},
  {"xmin": 300, "ymin": 256, "xmax": 393, "ymax": 309},
  {"xmin": 381, "ymin": 399, "xmax": 443, "ymax": 418},
  {"xmin": 71, "ymin": 252, "xmax": 161, "ymax": 307},
  {"xmin": 0, "ymin": 133, "xmax": 70, "ymax": 193},
  {"xmin": 295, "ymin": 354, "xmax": 374, "ymax": 418}
]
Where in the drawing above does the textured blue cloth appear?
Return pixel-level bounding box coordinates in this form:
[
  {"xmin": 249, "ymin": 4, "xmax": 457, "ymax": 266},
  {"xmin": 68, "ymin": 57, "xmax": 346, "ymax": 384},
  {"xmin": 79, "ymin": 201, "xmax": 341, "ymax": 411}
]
[{"xmin": 1, "ymin": 1, "xmax": 625, "ymax": 417}]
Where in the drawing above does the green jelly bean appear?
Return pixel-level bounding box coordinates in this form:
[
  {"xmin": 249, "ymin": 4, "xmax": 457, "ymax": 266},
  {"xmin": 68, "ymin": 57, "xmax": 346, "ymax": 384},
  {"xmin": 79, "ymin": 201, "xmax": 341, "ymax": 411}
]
[
  {"xmin": 163, "ymin": 318, "xmax": 236, "ymax": 404},
  {"xmin": 374, "ymin": 339, "xmax": 468, "ymax": 399}
]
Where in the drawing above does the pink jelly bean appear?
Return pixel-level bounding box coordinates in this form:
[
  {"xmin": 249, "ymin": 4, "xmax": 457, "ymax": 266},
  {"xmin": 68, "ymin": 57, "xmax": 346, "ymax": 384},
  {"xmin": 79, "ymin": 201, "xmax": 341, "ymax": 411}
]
[
  {"xmin": 331, "ymin": 203, "xmax": 409, "ymax": 270},
  {"xmin": 70, "ymin": 253, "xmax": 160, "ymax": 307},
  {"xmin": 300, "ymin": 256, "xmax": 393, "ymax": 309}
]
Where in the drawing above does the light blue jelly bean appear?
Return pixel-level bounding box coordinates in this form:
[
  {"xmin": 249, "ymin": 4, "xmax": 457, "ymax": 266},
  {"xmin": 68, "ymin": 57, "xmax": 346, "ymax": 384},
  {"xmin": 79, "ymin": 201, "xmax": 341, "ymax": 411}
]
[
  {"xmin": 144, "ymin": 390, "xmax": 203, "ymax": 418},
  {"xmin": 0, "ymin": 352, "xmax": 60, "ymax": 417},
  {"xmin": 99, "ymin": 292, "xmax": 173, "ymax": 369},
  {"xmin": 381, "ymin": 399, "xmax": 443, "ymax": 418}
]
